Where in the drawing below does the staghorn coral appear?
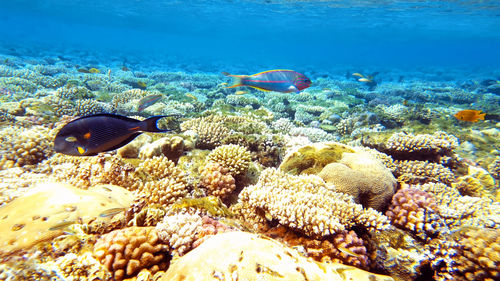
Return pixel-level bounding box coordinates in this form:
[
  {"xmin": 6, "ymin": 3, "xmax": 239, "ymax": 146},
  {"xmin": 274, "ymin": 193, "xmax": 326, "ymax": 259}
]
[
  {"xmin": 206, "ymin": 144, "xmax": 251, "ymax": 176},
  {"xmin": 394, "ymin": 160, "xmax": 455, "ymax": 185},
  {"xmin": 454, "ymin": 228, "xmax": 500, "ymax": 281},
  {"xmin": 160, "ymin": 231, "xmax": 394, "ymax": 281},
  {"xmin": 386, "ymin": 187, "xmax": 446, "ymax": 241},
  {"xmin": 0, "ymin": 125, "xmax": 54, "ymax": 170},
  {"xmin": 199, "ymin": 162, "xmax": 236, "ymax": 198},
  {"xmin": 238, "ymin": 168, "xmax": 390, "ymax": 237},
  {"xmin": 93, "ymin": 226, "xmax": 170, "ymax": 281},
  {"xmin": 265, "ymin": 226, "xmax": 370, "ymax": 269}
]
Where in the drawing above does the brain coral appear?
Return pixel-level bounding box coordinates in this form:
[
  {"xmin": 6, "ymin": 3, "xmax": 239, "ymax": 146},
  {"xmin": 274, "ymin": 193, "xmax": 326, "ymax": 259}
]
[
  {"xmin": 0, "ymin": 182, "xmax": 133, "ymax": 256},
  {"xmin": 160, "ymin": 231, "xmax": 394, "ymax": 281},
  {"xmin": 280, "ymin": 142, "xmax": 397, "ymax": 211},
  {"xmin": 454, "ymin": 228, "xmax": 500, "ymax": 281},
  {"xmin": 386, "ymin": 187, "xmax": 445, "ymax": 241},
  {"xmin": 206, "ymin": 144, "xmax": 252, "ymax": 176},
  {"xmin": 0, "ymin": 125, "xmax": 54, "ymax": 170},
  {"xmin": 238, "ymin": 168, "xmax": 390, "ymax": 237},
  {"xmin": 93, "ymin": 226, "xmax": 170, "ymax": 281}
]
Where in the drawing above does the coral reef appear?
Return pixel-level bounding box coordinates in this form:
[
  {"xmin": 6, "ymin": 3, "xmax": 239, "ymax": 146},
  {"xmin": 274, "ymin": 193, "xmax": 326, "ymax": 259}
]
[
  {"xmin": 160, "ymin": 231, "xmax": 394, "ymax": 281},
  {"xmin": 205, "ymin": 144, "xmax": 252, "ymax": 176},
  {"xmin": 199, "ymin": 162, "xmax": 236, "ymax": 198},
  {"xmin": 394, "ymin": 160, "xmax": 455, "ymax": 185},
  {"xmin": 93, "ymin": 226, "xmax": 170, "ymax": 281},
  {"xmin": 238, "ymin": 168, "xmax": 390, "ymax": 237}
]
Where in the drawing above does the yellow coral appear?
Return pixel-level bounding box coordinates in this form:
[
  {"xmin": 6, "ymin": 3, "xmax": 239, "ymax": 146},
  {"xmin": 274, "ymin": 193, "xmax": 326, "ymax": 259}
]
[
  {"xmin": 93, "ymin": 226, "xmax": 170, "ymax": 281},
  {"xmin": 395, "ymin": 160, "xmax": 455, "ymax": 185},
  {"xmin": 453, "ymin": 166, "xmax": 497, "ymax": 199},
  {"xmin": 199, "ymin": 162, "xmax": 236, "ymax": 198},
  {"xmin": 206, "ymin": 144, "xmax": 251, "ymax": 176},
  {"xmin": 238, "ymin": 168, "xmax": 390, "ymax": 237}
]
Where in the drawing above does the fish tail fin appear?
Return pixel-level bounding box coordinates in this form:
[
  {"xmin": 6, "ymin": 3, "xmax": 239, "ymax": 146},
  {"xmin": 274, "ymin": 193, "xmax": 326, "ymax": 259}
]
[
  {"xmin": 222, "ymin": 72, "xmax": 247, "ymax": 88},
  {"xmin": 141, "ymin": 115, "xmax": 173, "ymax": 132},
  {"xmin": 478, "ymin": 112, "xmax": 486, "ymax": 120}
]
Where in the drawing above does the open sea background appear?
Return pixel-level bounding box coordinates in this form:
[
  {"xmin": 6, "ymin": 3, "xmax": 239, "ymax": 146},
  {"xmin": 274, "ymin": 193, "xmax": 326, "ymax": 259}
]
[{"xmin": 1, "ymin": 0, "xmax": 500, "ymax": 73}]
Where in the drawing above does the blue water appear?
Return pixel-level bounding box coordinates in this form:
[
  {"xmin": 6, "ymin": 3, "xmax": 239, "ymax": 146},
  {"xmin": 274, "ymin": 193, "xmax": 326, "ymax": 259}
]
[{"xmin": 1, "ymin": 0, "xmax": 499, "ymax": 72}]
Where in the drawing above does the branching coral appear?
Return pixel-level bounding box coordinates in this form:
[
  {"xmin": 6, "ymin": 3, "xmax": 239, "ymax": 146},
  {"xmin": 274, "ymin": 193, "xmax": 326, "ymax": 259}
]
[
  {"xmin": 0, "ymin": 125, "xmax": 54, "ymax": 170},
  {"xmin": 386, "ymin": 187, "xmax": 446, "ymax": 241},
  {"xmin": 206, "ymin": 144, "xmax": 251, "ymax": 176},
  {"xmin": 238, "ymin": 168, "xmax": 390, "ymax": 237},
  {"xmin": 199, "ymin": 162, "xmax": 236, "ymax": 198},
  {"xmin": 93, "ymin": 226, "xmax": 170, "ymax": 281}
]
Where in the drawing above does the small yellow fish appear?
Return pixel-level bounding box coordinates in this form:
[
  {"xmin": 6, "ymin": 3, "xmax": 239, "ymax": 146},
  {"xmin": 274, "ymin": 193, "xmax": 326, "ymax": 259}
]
[
  {"xmin": 352, "ymin": 73, "xmax": 365, "ymax": 78},
  {"xmin": 337, "ymin": 246, "xmax": 361, "ymax": 258},
  {"xmin": 235, "ymin": 90, "xmax": 247, "ymax": 95},
  {"xmin": 185, "ymin": 93, "xmax": 198, "ymax": 100},
  {"xmin": 89, "ymin": 68, "xmax": 100, "ymax": 74},
  {"xmin": 220, "ymin": 82, "xmax": 228, "ymax": 86},
  {"xmin": 99, "ymin": 207, "xmax": 126, "ymax": 217},
  {"xmin": 454, "ymin": 109, "xmax": 486, "ymax": 122},
  {"xmin": 49, "ymin": 220, "xmax": 76, "ymax": 231},
  {"xmin": 136, "ymin": 81, "xmax": 147, "ymax": 89},
  {"xmin": 358, "ymin": 78, "xmax": 372, "ymax": 82}
]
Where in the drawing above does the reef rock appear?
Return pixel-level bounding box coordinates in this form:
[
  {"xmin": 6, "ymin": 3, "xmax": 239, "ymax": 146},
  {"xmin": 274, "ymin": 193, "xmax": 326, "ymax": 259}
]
[
  {"xmin": 0, "ymin": 182, "xmax": 134, "ymax": 256},
  {"xmin": 160, "ymin": 231, "xmax": 394, "ymax": 281}
]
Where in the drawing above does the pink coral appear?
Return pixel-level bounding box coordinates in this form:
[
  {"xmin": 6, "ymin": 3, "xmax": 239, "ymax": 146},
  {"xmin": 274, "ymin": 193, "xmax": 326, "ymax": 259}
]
[
  {"xmin": 386, "ymin": 187, "xmax": 444, "ymax": 240},
  {"xmin": 199, "ymin": 162, "xmax": 236, "ymax": 198}
]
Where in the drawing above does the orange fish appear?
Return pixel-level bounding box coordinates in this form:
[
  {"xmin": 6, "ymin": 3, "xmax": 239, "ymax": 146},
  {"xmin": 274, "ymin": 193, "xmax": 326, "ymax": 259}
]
[{"xmin": 454, "ymin": 110, "xmax": 486, "ymax": 122}]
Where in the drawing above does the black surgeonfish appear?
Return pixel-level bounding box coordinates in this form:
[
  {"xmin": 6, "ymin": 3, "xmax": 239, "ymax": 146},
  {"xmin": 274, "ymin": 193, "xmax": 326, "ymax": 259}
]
[{"xmin": 54, "ymin": 114, "xmax": 171, "ymax": 156}]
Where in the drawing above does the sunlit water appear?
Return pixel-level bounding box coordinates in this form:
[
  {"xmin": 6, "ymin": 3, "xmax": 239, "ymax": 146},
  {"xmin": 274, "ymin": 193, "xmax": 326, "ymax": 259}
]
[{"xmin": 1, "ymin": 0, "xmax": 499, "ymax": 72}]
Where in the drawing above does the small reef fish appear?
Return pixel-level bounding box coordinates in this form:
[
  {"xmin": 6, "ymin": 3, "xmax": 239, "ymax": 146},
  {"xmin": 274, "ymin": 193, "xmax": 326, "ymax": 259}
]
[
  {"xmin": 235, "ymin": 90, "xmax": 247, "ymax": 95},
  {"xmin": 337, "ymin": 246, "xmax": 361, "ymax": 258},
  {"xmin": 358, "ymin": 77, "xmax": 372, "ymax": 82},
  {"xmin": 89, "ymin": 68, "xmax": 100, "ymax": 74},
  {"xmin": 454, "ymin": 109, "xmax": 486, "ymax": 122},
  {"xmin": 121, "ymin": 66, "xmax": 130, "ymax": 71},
  {"xmin": 138, "ymin": 94, "xmax": 163, "ymax": 112},
  {"xmin": 77, "ymin": 68, "xmax": 91, "ymax": 73},
  {"xmin": 352, "ymin": 73, "xmax": 364, "ymax": 78},
  {"xmin": 222, "ymin": 69, "xmax": 311, "ymax": 93},
  {"xmin": 123, "ymin": 80, "xmax": 147, "ymax": 90},
  {"xmin": 99, "ymin": 207, "xmax": 127, "ymax": 217},
  {"xmin": 185, "ymin": 93, "xmax": 198, "ymax": 100},
  {"xmin": 54, "ymin": 113, "xmax": 172, "ymax": 156}
]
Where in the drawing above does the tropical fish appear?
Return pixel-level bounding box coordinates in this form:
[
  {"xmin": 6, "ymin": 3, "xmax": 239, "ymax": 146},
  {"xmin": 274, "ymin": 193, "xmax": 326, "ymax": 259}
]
[
  {"xmin": 121, "ymin": 66, "xmax": 130, "ymax": 71},
  {"xmin": 352, "ymin": 73, "xmax": 364, "ymax": 78},
  {"xmin": 77, "ymin": 68, "xmax": 91, "ymax": 73},
  {"xmin": 235, "ymin": 90, "xmax": 247, "ymax": 95},
  {"xmin": 358, "ymin": 78, "xmax": 372, "ymax": 82},
  {"xmin": 138, "ymin": 94, "xmax": 163, "ymax": 112},
  {"xmin": 89, "ymin": 68, "xmax": 100, "ymax": 74},
  {"xmin": 222, "ymin": 69, "xmax": 311, "ymax": 93},
  {"xmin": 337, "ymin": 246, "xmax": 361, "ymax": 258},
  {"xmin": 54, "ymin": 114, "xmax": 172, "ymax": 156},
  {"xmin": 454, "ymin": 109, "xmax": 486, "ymax": 122},
  {"xmin": 123, "ymin": 80, "xmax": 147, "ymax": 90},
  {"xmin": 185, "ymin": 93, "xmax": 198, "ymax": 100},
  {"xmin": 99, "ymin": 207, "xmax": 127, "ymax": 217}
]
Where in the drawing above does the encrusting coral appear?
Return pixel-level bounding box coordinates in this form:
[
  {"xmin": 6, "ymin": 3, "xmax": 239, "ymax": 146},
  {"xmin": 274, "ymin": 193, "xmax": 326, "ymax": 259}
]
[
  {"xmin": 238, "ymin": 168, "xmax": 390, "ymax": 237},
  {"xmin": 93, "ymin": 226, "xmax": 170, "ymax": 281},
  {"xmin": 0, "ymin": 182, "xmax": 133, "ymax": 256}
]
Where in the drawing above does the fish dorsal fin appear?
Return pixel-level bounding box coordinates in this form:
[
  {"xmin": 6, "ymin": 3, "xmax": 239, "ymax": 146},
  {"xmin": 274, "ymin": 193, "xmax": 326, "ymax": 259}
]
[{"xmin": 66, "ymin": 113, "xmax": 142, "ymax": 125}]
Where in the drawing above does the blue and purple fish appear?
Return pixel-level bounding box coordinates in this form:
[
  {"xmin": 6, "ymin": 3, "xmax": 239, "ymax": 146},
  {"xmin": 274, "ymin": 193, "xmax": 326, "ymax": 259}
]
[{"xmin": 222, "ymin": 69, "xmax": 312, "ymax": 93}]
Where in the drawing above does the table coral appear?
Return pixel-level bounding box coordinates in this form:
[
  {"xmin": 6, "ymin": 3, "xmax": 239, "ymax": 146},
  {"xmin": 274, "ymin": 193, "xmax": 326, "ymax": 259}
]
[
  {"xmin": 206, "ymin": 144, "xmax": 251, "ymax": 176},
  {"xmin": 238, "ymin": 168, "xmax": 390, "ymax": 237},
  {"xmin": 0, "ymin": 125, "xmax": 54, "ymax": 170},
  {"xmin": 93, "ymin": 226, "xmax": 170, "ymax": 281},
  {"xmin": 394, "ymin": 160, "xmax": 455, "ymax": 185},
  {"xmin": 0, "ymin": 182, "xmax": 133, "ymax": 256},
  {"xmin": 160, "ymin": 231, "xmax": 394, "ymax": 281}
]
